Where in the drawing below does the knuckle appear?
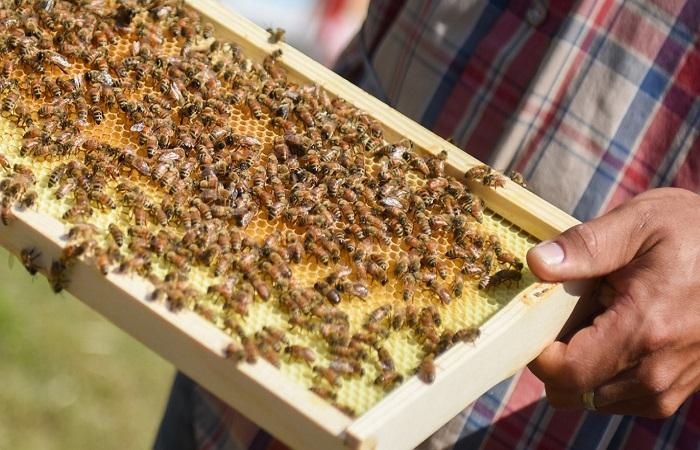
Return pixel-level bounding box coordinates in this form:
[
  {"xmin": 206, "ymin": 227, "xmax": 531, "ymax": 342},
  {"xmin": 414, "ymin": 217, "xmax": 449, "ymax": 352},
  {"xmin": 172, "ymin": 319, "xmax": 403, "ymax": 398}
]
[
  {"xmin": 566, "ymin": 223, "xmax": 600, "ymax": 261},
  {"xmin": 648, "ymin": 394, "xmax": 680, "ymax": 419},
  {"xmin": 639, "ymin": 322, "xmax": 671, "ymax": 353},
  {"xmin": 631, "ymin": 200, "xmax": 656, "ymax": 235},
  {"xmin": 565, "ymin": 364, "xmax": 589, "ymax": 391},
  {"xmin": 640, "ymin": 365, "xmax": 673, "ymax": 395}
]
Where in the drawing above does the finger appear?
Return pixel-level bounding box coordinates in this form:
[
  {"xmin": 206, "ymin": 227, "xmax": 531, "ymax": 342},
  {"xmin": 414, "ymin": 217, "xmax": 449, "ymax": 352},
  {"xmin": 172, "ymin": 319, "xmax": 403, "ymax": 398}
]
[
  {"xmin": 544, "ymin": 385, "xmax": 582, "ymax": 410},
  {"xmin": 595, "ymin": 391, "xmax": 687, "ymax": 418},
  {"xmin": 544, "ymin": 363, "xmax": 650, "ymax": 410},
  {"xmin": 529, "ymin": 302, "xmax": 641, "ymax": 391},
  {"xmin": 526, "ymin": 203, "xmax": 658, "ymax": 282}
]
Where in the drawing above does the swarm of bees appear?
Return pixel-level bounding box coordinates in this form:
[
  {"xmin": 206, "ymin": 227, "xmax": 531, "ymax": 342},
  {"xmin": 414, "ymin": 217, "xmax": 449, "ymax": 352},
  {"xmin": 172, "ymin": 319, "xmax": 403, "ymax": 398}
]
[{"xmin": 0, "ymin": 0, "xmax": 528, "ymax": 416}]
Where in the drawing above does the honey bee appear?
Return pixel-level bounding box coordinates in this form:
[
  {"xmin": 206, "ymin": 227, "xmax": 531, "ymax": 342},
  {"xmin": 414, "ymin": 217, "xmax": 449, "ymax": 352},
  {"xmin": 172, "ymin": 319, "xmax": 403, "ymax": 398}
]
[
  {"xmin": 366, "ymin": 304, "xmax": 391, "ymax": 327},
  {"xmin": 336, "ymin": 279, "xmax": 369, "ymax": 299},
  {"xmin": 314, "ymin": 280, "xmax": 340, "ymax": 305},
  {"xmin": 257, "ymin": 343, "xmax": 281, "ymax": 368},
  {"xmin": 465, "ymin": 165, "xmax": 491, "ymax": 181},
  {"xmin": 508, "ymin": 170, "xmax": 527, "ymax": 187},
  {"xmin": 309, "ymin": 386, "xmax": 336, "ymax": 401},
  {"xmin": 20, "ymin": 247, "xmax": 41, "ymax": 276},
  {"xmin": 430, "ymin": 281, "xmax": 452, "ymax": 305},
  {"xmin": 374, "ymin": 371, "xmax": 403, "ymax": 390},
  {"xmin": 108, "ymin": 223, "xmax": 124, "ymax": 247},
  {"xmin": 266, "ymin": 27, "xmax": 285, "ymax": 44},
  {"xmin": 313, "ymin": 366, "xmax": 341, "ymax": 387},
  {"xmin": 452, "ymin": 273, "xmax": 464, "ymax": 298},
  {"xmin": 223, "ymin": 341, "xmax": 245, "ymax": 362},
  {"xmin": 484, "ymin": 269, "xmax": 522, "ymax": 289},
  {"xmin": 496, "ymin": 250, "xmax": 524, "ymax": 271},
  {"xmin": 376, "ymin": 346, "xmax": 395, "ymax": 372},
  {"xmin": 417, "ymin": 354, "xmax": 436, "ymax": 383},
  {"xmin": 19, "ymin": 191, "xmax": 37, "ymax": 209},
  {"xmin": 89, "ymin": 191, "xmax": 116, "ymax": 209},
  {"xmin": 165, "ymin": 251, "xmax": 189, "ymax": 272},
  {"xmin": 94, "ymin": 246, "xmax": 120, "ymax": 275},
  {"xmin": 247, "ymin": 95, "xmax": 262, "ymax": 119},
  {"xmin": 285, "ymin": 345, "xmax": 316, "ymax": 365},
  {"xmin": 2, "ymin": 90, "xmax": 19, "ymax": 114},
  {"xmin": 49, "ymin": 259, "xmax": 68, "ymax": 293},
  {"xmin": 454, "ymin": 327, "xmax": 481, "ymax": 344}
]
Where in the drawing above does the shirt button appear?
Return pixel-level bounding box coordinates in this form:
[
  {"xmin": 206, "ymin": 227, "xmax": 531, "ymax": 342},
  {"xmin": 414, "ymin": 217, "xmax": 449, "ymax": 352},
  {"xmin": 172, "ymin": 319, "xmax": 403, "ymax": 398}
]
[{"xmin": 526, "ymin": 0, "xmax": 548, "ymax": 27}]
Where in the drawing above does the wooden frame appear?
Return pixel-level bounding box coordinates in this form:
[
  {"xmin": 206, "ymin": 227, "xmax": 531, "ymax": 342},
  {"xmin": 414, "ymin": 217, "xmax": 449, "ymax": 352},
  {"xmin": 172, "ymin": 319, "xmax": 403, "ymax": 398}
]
[{"xmin": 0, "ymin": 2, "xmax": 590, "ymax": 449}]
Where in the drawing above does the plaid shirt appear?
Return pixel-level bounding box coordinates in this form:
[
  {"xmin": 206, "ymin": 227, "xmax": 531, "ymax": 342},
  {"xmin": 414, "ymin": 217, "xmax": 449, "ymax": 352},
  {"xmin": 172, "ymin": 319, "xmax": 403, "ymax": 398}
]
[{"xmin": 166, "ymin": 0, "xmax": 700, "ymax": 448}]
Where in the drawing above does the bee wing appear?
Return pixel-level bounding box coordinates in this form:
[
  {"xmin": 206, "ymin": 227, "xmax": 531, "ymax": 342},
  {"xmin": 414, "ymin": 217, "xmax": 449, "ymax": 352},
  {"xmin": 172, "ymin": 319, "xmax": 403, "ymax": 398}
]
[
  {"xmin": 130, "ymin": 122, "xmax": 146, "ymax": 132},
  {"xmin": 48, "ymin": 52, "xmax": 72, "ymax": 70}
]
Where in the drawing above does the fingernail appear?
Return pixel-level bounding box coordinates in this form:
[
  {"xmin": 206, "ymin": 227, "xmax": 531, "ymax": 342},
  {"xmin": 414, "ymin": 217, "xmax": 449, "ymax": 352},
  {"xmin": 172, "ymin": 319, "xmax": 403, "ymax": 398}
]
[{"xmin": 532, "ymin": 240, "xmax": 564, "ymax": 265}]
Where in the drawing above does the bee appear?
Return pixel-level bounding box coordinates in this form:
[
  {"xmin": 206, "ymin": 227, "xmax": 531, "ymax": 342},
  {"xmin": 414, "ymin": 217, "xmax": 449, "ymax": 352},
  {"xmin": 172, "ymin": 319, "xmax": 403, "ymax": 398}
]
[
  {"xmin": 374, "ymin": 371, "xmax": 403, "ymax": 390},
  {"xmin": 465, "ymin": 165, "xmax": 492, "ymax": 181},
  {"xmin": 87, "ymin": 84, "xmax": 101, "ymax": 104},
  {"xmin": 266, "ymin": 27, "xmax": 286, "ymax": 44},
  {"xmin": 430, "ymin": 281, "xmax": 452, "ymax": 305},
  {"xmin": 285, "ymin": 345, "xmax": 316, "ymax": 365},
  {"xmin": 329, "ymin": 358, "xmax": 364, "ymax": 377},
  {"xmin": 336, "ymin": 279, "xmax": 369, "ymax": 299},
  {"xmin": 467, "ymin": 196, "xmax": 484, "ymax": 222},
  {"xmin": 376, "ymin": 346, "xmax": 395, "ymax": 372},
  {"xmin": 247, "ymin": 95, "xmax": 263, "ymax": 119},
  {"xmin": 454, "ymin": 327, "xmax": 481, "ymax": 344},
  {"xmin": 108, "ymin": 223, "xmax": 124, "ymax": 247},
  {"xmin": 0, "ymin": 197, "xmax": 13, "ymax": 225},
  {"xmin": 2, "ymin": 60, "xmax": 14, "ymax": 78},
  {"xmin": 484, "ymin": 269, "xmax": 522, "ymax": 288},
  {"xmin": 94, "ymin": 246, "xmax": 120, "ymax": 275},
  {"xmin": 2, "ymin": 90, "xmax": 19, "ymax": 113},
  {"xmin": 258, "ymin": 343, "xmax": 281, "ymax": 368},
  {"xmin": 20, "ymin": 247, "xmax": 42, "ymax": 276},
  {"xmin": 307, "ymin": 242, "xmax": 330, "ymax": 265},
  {"xmin": 313, "ymin": 366, "xmax": 341, "ymax": 387},
  {"xmin": 19, "ymin": 191, "xmax": 37, "ymax": 209},
  {"xmin": 366, "ymin": 261, "xmax": 388, "ymax": 285},
  {"xmin": 417, "ymin": 354, "xmax": 436, "ymax": 384},
  {"xmin": 229, "ymin": 326, "xmax": 257, "ymax": 364},
  {"xmin": 250, "ymin": 273, "xmax": 271, "ymax": 300},
  {"xmin": 367, "ymin": 304, "xmax": 391, "ymax": 327},
  {"xmin": 401, "ymin": 273, "xmax": 417, "ymax": 302},
  {"xmin": 496, "ymin": 250, "xmax": 524, "ymax": 271},
  {"xmin": 42, "ymin": 76, "xmax": 61, "ymax": 98},
  {"xmin": 91, "ymin": 106, "xmax": 104, "ymax": 124},
  {"xmin": 223, "ymin": 341, "xmax": 245, "ymax": 362},
  {"xmin": 89, "ymin": 191, "xmax": 116, "ymax": 209},
  {"xmin": 49, "ymin": 259, "xmax": 68, "ymax": 293},
  {"xmin": 314, "ymin": 280, "xmax": 341, "ymax": 305},
  {"xmin": 165, "ymin": 251, "xmax": 189, "ymax": 272},
  {"xmin": 452, "ymin": 273, "xmax": 465, "ymax": 298},
  {"xmin": 0, "ymin": 154, "xmax": 9, "ymax": 172},
  {"xmin": 309, "ymin": 386, "xmax": 336, "ymax": 401}
]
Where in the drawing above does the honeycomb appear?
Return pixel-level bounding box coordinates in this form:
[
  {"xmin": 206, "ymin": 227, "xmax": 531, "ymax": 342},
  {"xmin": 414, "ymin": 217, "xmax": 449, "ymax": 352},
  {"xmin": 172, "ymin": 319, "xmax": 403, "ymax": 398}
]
[{"xmin": 0, "ymin": 1, "xmax": 538, "ymax": 416}]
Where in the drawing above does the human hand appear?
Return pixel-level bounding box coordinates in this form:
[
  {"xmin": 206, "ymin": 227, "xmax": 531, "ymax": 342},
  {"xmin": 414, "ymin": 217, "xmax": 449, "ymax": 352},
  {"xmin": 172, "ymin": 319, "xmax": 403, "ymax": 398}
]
[{"xmin": 526, "ymin": 187, "xmax": 700, "ymax": 418}]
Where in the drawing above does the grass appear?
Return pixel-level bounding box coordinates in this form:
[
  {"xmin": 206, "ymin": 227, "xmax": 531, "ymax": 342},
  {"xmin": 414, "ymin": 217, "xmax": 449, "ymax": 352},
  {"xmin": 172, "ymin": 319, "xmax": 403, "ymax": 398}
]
[{"xmin": 0, "ymin": 248, "xmax": 174, "ymax": 450}]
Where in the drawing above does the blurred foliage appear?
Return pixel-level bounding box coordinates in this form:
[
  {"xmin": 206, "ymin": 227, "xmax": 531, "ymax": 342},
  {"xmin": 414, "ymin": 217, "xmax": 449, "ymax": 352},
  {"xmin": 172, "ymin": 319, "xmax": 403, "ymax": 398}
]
[{"xmin": 0, "ymin": 248, "xmax": 173, "ymax": 450}]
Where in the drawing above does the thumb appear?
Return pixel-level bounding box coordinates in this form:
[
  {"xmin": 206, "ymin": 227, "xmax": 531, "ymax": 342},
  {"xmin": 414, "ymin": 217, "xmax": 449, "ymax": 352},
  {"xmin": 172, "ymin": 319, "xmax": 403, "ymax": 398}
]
[{"xmin": 527, "ymin": 205, "xmax": 654, "ymax": 282}]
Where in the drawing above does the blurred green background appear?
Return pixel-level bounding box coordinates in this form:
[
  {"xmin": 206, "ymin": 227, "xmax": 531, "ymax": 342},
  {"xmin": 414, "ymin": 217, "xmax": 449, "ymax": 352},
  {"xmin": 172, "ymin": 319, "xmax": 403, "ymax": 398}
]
[{"xmin": 0, "ymin": 248, "xmax": 173, "ymax": 450}]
